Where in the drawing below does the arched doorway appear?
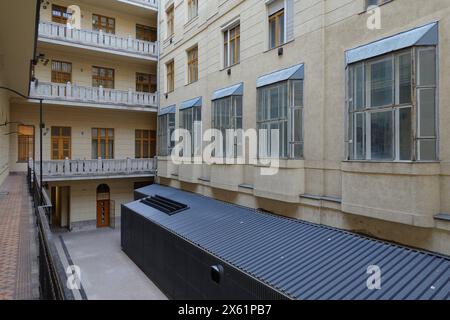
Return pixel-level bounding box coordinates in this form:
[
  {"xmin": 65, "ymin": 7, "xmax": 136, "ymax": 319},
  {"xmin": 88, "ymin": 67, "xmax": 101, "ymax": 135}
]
[{"xmin": 96, "ymin": 184, "xmax": 110, "ymax": 228}]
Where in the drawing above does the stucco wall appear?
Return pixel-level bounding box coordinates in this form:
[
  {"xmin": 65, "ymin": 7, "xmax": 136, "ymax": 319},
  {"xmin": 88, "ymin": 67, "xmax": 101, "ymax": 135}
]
[{"xmin": 0, "ymin": 71, "xmax": 10, "ymax": 186}]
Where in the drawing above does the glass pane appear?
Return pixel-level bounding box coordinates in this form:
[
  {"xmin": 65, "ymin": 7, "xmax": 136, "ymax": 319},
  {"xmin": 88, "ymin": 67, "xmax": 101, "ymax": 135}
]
[
  {"xmin": 270, "ymin": 87, "xmax": 279, "ymax": 119},
  {"xmin": 419, "ymin": 88, "xmax": 436, "ymax": 137},
  {"xmin": 398, "ymin": 53, "xmax": 412, "ymax": 104},
  {"xmin": 355, "ymin": 113, "xmax": 365, "ymax": 159},
  {"xmin": 278, "ymin": 13, "xmax": 285, "ymax": 45},
  {"xmin": 418, "ymin": 49, "xmax": 436, "ymax": 86},
  {"xmin": 370, "ymin": 111, "xmax": 393, "ymax": 160},
  {"xmin": 354, "ymin": 64, "xmax": 365, "ymax": 109},
  {"xmin": 293, "ymin": 108, "xmax": 302, "ymax": 142},
  {"xmin": 92, "ymin": 140, "xmax": 98, "ymax": 159},
  {"xmin": 293, "ymin": 80, "xmax": 303, "ymax": 107},
  {"xmin": 100, "ymin": 141, "xmax": 106, "ymax": 158},
  {"xmin": 269, "ymin": 19, "xmax": 276, "ymax": 49},
  {"xmin": 419, "ymin": 140, "xmax": 437, "ymax": 161},
  {"xmin": 399, "ymin": 108, "xmax": 412, "ymax": 160},
  {"xmin": 108, "ymin": 141, "xmax": 114, "ymax": 159},
  {"xmin": 370, "ymin": 58, "xmax": 393, "ymax": 107}
]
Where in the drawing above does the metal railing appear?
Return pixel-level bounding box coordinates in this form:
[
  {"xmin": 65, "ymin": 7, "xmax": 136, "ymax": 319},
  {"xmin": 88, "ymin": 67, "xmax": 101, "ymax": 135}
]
[
  {"xmin": 27, "ymin": 166, "xmax": 75, "ymax": 300},
  {"xmin": 38, "ymin": 21, "xmax": 158, "ymax": 58},
  {"xmin": 30, "ymin": 81, "xmax": 157, "ymax": 108},
  {"xmin": 32, "ymin": 158, "xmax": 157, "ymax": 180}
]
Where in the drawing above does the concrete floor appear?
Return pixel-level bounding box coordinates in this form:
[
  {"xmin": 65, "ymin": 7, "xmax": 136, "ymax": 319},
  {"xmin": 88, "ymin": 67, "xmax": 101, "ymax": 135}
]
[{"xmin": 56, "ymin": 228, "xmax": 167, "ymax": 300}]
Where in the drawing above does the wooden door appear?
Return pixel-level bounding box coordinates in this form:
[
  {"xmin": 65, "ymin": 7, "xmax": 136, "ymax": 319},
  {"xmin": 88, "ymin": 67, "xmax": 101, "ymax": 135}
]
[{"xmin": 96, "ymin": 200, "xmax": 110, "ymax": 228}]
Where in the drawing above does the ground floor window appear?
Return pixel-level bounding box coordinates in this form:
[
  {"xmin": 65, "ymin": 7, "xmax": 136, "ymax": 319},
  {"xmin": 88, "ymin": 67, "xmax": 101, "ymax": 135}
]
[
  {"xmin": 18, "ymin": 125, "xmax": 34, "ymax": 162},
  {"xmin": 180, "ymin": 106, "xmax": 202, "ymax": 157},
  {"xmin": 157, "ymin": 112, "xmax": 175, "ymax": 156},
  {"xmin": 347, "ymin": 47, "xmax": 437, "ymax": 161}
]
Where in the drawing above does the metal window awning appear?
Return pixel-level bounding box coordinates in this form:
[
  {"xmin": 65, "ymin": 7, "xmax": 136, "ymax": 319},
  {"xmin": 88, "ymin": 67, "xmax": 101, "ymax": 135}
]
[
  {"xmin": 124, "ymin": 184, "xmax": 450, "ymax": 300},
  {"xmin": 158, "ymin": 105, "xmax": 176, "ymax": 116},
  {"xmin": 256, "ymin": 64, "xmax": 304, "ymax": 88},
  {"xmin": 345, "ymin": 22, "xmax": 438, "ymax": 66},
  {"xmin": 180, "ymin": 97, "xmax": 202, "ymax": 110},
  {"xmin": 212, "ymin": 82, "xmax": 244, "ymax": 101}
]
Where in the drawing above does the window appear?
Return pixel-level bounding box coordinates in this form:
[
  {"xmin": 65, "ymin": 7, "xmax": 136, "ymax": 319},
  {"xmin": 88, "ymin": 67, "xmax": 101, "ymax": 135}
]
[
  {"xmin": 51, "ymin": 60, "xmax": 72, "ymax": 84},
  {"xmin": 180, "ymin": 106, "xmax": 202, "ymax": 157},
  {"xmin": 92, "ymin": 14, "xmax": 115, "ymax": 34},
  {"xmin": 157, "ymin": 113, "xmax": 176, "ymax": 156},
  {"xmin": 92, "ymin": 66, "xmax": 114, "ymax": 89},
  {"xmin": 92, "ymin": 128, "xmax": 114, "ymax": 159},
  {"xmin": 135, "ymin": 129, "xmax": 156, "ymax": 158},
  {"xmin": 212, "ymin": 96, "xmax": 243, "ymax": 158},
  {"xmin": 52, "ymin": 5, "xmax": 71, "ymax": 24},
  {"xmin": 136, "ymin": 73, "xmax": 157, "ymax": 93},
  {"xmin": 187, "ymin": 0, "xmax": 198, "ymax": 21},
  {"xmin": 268, "ymin": 9, "xmax": 285, "ymax": 49},
  {"xmin": 223, "ymin": 24, "xmax": 240, "ymax": 68},
  {"xmin": 166, "ymin": 6, "xmax": 174, "ymax": 38},
  {"xmin": 51, "ymin": 127, "xmax": 71, "ymax": 160},
  {"xmin": 136, "ymin": 24, "xmax": 157, "ymax": 42},
  {"xmin": 257, "ymin": 80, "xmax": 304, "ymax": 159},
  {"xmin": 166, "ymin": 61, "xmax": 175, "ymax": 93},
  {"xmin": 187, "ymin": 46, "xmax": 198, "ymax": 84},
  {"xmin": 347, "ymin": 48, "xmax": 437, "ymax": 161},
  {"xmin": 18, "ymin": 125, "xmax": 34, "ymax": 162},
  {"xmin": 366, "ymin": 0, "xmax": 391, "ymax": 10}
]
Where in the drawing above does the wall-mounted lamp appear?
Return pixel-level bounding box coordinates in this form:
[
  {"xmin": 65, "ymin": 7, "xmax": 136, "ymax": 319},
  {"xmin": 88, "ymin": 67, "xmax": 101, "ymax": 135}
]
[
  {"xmin": 227, "ymin": 68, "xmax": 231, "ymax": 76},
  {"xmin": 278, "ymin": 47, "xmax": 284, "ymax": 56}
]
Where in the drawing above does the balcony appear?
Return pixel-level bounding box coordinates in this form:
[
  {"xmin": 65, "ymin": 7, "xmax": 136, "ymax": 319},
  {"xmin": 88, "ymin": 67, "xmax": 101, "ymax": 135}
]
[
  {"xmin": 38, "ymin": 21, "xmax": 158, "ymax": 60},
  {"xmin": 123, "ymin": 0, "xmax": 158, "ymax": 9},
  {"xmin": 30, "ymin": 81, "xmax": 157, "ymax": 111},
  {"xmin": 31, "ymin": 158, "xmax": 157, "ymax": 182}
]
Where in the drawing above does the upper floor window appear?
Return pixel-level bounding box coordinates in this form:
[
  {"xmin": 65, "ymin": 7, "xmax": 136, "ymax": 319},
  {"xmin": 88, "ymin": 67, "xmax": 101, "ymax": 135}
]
[
  {"xmin": 92, "ymin": 66, "xmax": 114, "ymax": 89},
  {"xmin": 136, "ymin": 73, "xmax": 157, "ymax": 93},
  {"xmin": 268, "ymin": 9, "xmax": 284, "ymax": 49},
  {"xmin": 135, "ymin": 129, "xmax": 156, "ymax": 159},
  {"xmin": 187, "ymin": 0, "xmax": 198, "ymax": 21},
  {"xmin": 51, "ymin": 60, "xmax": 72, "ymax": 84},
  {"xmin": 92, "ymin": 128, "xmax": 114, "ymax": 159},
  {"xmin": 93, "ymin": 14, "xmax": 115, "ymax": 34},
  {"xmin": 136, "ymin": 24, "xmax": 157, "ymax": 42},
  {"xmin": 267, "ymin": 0, "xmax": 294, "ymax": 50},
  {"xmin": 51, "ymin": 127, "xmax": 71, "ymax": 160},
  {"xmin": 166, "ymin": 6, "xmax": 174, "ymax": 38},
  {"xmin": 166, "ymin": 60, "xmax": 175, "ymax": 93},
  {"xmin": 17, "ymin": 125, "xmax": 34, "ymax": 162},
  {"xmin": 223, "ymin": 24, "xmax": 240, "ymax": 68},
  {"xmin": 187, "ymin": 46, "xmax": 198, "ymax": 84},
  {"xmin": 52, "ymin": 4, "xmax": 71, "ymax": 25},
  {"xmin": 158, "ymin": 110, "xmax": 176, "ymax": 156},
  {"xmin": 347, "ymin": 47, "xmax": 437, "ymax": 161}
]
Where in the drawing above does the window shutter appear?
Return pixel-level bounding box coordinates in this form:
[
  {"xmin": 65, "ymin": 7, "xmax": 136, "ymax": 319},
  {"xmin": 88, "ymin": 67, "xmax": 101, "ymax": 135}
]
[
  {"xmin": 267, "ymin": 0, "xmax": 284, "ymax": 16},
  {"xmin": 285, "ymin": 0, "xmax": 294, "ymax": 42}
]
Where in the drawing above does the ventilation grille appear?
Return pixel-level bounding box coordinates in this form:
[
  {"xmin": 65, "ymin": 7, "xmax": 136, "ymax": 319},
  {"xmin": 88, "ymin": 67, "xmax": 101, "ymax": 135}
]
[{"xmin": 141, "ymin": 195, "xmax": 189, "ymax": 215}]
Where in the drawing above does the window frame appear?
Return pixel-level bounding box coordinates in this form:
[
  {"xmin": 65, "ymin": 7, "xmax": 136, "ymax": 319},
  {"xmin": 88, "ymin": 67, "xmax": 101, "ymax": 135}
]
[
  {"xmin": 166, "ymin": 5, "xmax": 175, "ymax": 38},
  {"xmin": 346, "ymin": 46, "xmax": 438, "ymax": 162},
  {"xmin": 187, "ymin": 0, "xmax": 199, "ymax": 22},
  {"xmin": 92, "ymin": 14, "xmax": 116, "ymax": 34},
  {"xmin": 136, "ymin": 24, "xmax": 157, "ymax": 42},
  {"xmin": 51, "ymin": 126, "xmax": 72, "ymax": 160},
  {"xmin": 135, "ymin": 129, "xmax": 156, "ymax": 159},
  {"xmin": 92, "ymin": 66, "xmax": 115, "ymax": 89},
  {"xmin": 179, "ymin": 106, "xmax": 202, "ymax": 158},
  {"xmin": 17, "ymin": 125, "xmax": 35, "ymax": 163},
  {"xmin": 92, "ymin": 128, "xmax": 115, "ymax": 159},
  {"xmin": 51, "ymin": 60, "xmax": 72, "ymax": 84},
  {"xmin": 166, "ymin": 60, "xmax": 175, "ymax": 93},
  {"xmin": 52, "ymin": 4, "xmax": 71, "ymax": 25},
  {"xmin": 187, "ymin": 46, "xmax": 199, "ymax": 84},
  {"xmin": 136, "ymin": 72, "xmax": 156, "ymax": 93},
  {"xmin": 268, "ymin": 9, "xmax": 285, "ymax": 50},
  {"xmin": 223, "ymin": 24, "xmax": 240, "ymax": 68},
  {"xmin": 157, "ymin": 113, "xmax": 176, "ymax": 157}
]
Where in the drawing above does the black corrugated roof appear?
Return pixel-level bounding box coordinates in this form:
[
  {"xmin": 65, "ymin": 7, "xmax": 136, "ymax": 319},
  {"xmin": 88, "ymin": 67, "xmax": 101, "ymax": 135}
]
[{"xmin": 126, "ymin": 184, "xmax": 450, "ymax": 300}]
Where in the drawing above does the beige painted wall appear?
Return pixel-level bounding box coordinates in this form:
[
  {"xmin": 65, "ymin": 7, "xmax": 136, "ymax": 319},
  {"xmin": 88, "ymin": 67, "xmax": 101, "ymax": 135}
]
[
  {"xmin": 40, "ymin": 0, "xmax": 157, "ymax": 37},
  {"xmin": 9, "ymin": 103, "xmax": 156, "ymax": 172},
  {"xmin": 34, "ymin": 48, "xmax": 156, "ymax": 91},
  {"xmin": 157, "ymin": 0, "xmax": 450, "ymax": 255}
]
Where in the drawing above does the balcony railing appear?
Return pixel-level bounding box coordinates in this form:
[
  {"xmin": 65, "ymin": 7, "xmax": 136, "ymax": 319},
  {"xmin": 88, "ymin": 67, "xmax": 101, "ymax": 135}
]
[
  {"xmin": 31, "ymin": 158, "xmax": 157, "ymax": 181},
  {"xmin": 38, "ymin": 21, "xmax": 158, "ymax": 58},
  {"xmin": 30, "ymin": 81, "xmax": 157, "ymax": 109},
  {"xmin": 125, "ymin": 0, "xmax": 158, "ymax": 9}
]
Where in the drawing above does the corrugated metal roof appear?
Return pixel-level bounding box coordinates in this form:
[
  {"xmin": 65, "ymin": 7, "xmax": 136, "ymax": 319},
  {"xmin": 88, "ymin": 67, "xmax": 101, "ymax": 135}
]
[
  {"xmin": 180, "ymin": 97, "xmax": 202, "ymax": 110},
  {"xmin": 127, "ymin": 184, "xmax": 450, "ymax": 300},
  {"xmin": 256, "ymin": 64, "xmax": 304, "ymax": 88},
  {"xmin": 158, "ymin": 105, "xmax": 176, "ymax": 116},
  {"xmin": 345, "ymin": 22, "xmax": 438, "ymax": 65},
  {"xmin": 212, "ymin": 82, "xmax": 244, "ymax": 101}
]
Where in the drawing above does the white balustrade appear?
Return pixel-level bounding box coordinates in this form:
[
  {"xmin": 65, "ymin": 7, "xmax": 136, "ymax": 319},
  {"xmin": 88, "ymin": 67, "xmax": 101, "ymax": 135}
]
[
  {"xmin": 38, "ymin": 21, "xmax": 158, "ymax": 57},
  {"xmin": 127, "ymin": 0, "xmax": 158, "ymax": 9},
  {"xmin": 32, "ymin": 158, "xmax": 156, "ymax": 180},
  {"xmin": 30, "ymin": 81, "xmax": 157, "ymax": 108}
]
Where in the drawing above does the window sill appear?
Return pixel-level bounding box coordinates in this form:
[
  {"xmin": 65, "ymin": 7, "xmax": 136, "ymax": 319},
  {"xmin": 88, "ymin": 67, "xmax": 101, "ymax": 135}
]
[
  {"xmin": 264, "ymin": 39, "xmax": 295, "ymax": 54},
  {"xmin": 342, "ymin": 160, "xmax": 441, "ymax": 175},
  {"xmin": 254, "ymin": 158, "xmax": 305, "ymax": 169},
  {"xmin": 220, "ymin": 62, "xmax": 240, "ymax": 72},
  {"xmin": 358, "ymin": 0, "xmax": 394, "ymax": 15},
  {"xmin": 185, "ymin": 80, "xmax": 199, "ymax": 87},
  {"xmin": 184, "ymin": 16, "xmax": 199, "ymax": 29}
]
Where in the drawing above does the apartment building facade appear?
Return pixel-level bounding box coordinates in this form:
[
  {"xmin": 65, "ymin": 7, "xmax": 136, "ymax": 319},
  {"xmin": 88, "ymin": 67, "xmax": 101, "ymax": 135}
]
[
  {"xmin": 157, "ymin": 0, "xmax": 450, "ymax": 255},
  {"xmin": 7, "ymin": 0, "xmax": 159, "ymax": 230}
]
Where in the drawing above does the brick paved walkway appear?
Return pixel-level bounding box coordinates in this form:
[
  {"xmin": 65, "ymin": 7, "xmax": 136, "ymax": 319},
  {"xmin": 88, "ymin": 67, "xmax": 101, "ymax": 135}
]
[{"xmin": 0, "ymin": 174, "xmax": 38, "ymax": 300}]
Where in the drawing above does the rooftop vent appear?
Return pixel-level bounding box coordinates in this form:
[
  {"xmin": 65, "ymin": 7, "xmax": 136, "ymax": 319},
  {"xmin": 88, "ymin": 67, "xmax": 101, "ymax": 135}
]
[{"xmin": 141, "ymin": 195, "xmax": 188, "ymax": 215}]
